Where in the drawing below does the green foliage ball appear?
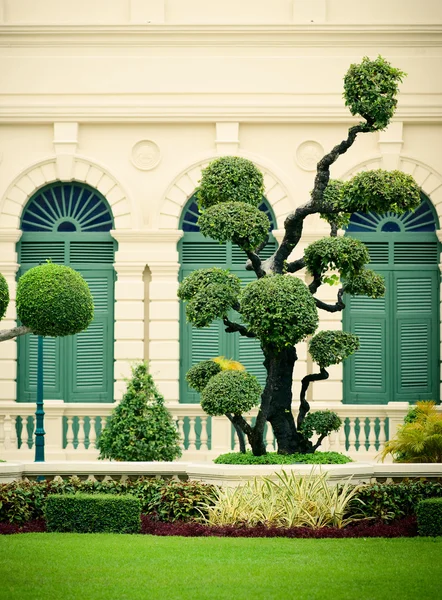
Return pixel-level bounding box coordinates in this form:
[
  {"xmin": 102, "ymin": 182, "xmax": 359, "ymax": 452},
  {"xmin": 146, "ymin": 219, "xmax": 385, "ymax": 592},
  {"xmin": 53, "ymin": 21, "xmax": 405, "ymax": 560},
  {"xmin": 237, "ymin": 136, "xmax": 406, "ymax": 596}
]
[
  {"xmin": 0, "ymin": 273, "xmax": 9, "ymax": 321},
  {"xmin": 196, "ymin": 156, "xmax": 264, "ymax": 209},
  {"xmin": 16, "ymin": 263, "xmax": 93, "ymax": 337},
  {"xmin": 304, "ymin": 237, "xmax": 369, "ymax": 279},
  {"xmin": 341, "ymin": 170, "xmax": 421, "ymax": 215},
  {"xmin": 200, "ymin": 370, "xmax": 261, "ymax": 416},
  {"xmin": 240, "ymin": 275, "xmax": 318, "ymax": 348},
  {"xmin": 97, "ymin": 363, "xmax": 181, "ymax": 462},
  {"xmin": 198, "ymin": 202, "xmax": 270, "ymax": 251},
  {"xmin": 344, "ymin": 269, "xmax": 386, "ymax": 298},
  {"xmin": 320, "ymin": 179, "xmax": 351, "ymax": 229},
  {"xmin": 299, "ymin": 411, "xmax": 343, "ymax": 440},
  {"xmin": 186, "ymin": 360, "xmax": 222, "ymax": 392},
  {"xmin": 309, "ymin": 331, "xmax": 360, "ymax": 368},
  {"xmin": 343, "ymin": 55, "xmax": 405, "ymax": 129},
  {"xmin": 178, "ymin": 268, "xmax": 241, "ymax": 328}
]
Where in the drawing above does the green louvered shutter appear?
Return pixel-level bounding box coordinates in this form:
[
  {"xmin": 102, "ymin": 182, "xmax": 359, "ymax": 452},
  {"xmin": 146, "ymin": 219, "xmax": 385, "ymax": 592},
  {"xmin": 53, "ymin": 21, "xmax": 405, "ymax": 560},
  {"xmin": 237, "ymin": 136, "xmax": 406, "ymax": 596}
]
[
  {"xmin": 344, "ymin": 275, "xmax": 389, "ymax": 404},
  {"xmin": 395, "ymin": 271, "xmax": 438, "ymax": 401},
  {"xmin": 69, "ymin": 270, "xmax": 114, "ymax": 402}
]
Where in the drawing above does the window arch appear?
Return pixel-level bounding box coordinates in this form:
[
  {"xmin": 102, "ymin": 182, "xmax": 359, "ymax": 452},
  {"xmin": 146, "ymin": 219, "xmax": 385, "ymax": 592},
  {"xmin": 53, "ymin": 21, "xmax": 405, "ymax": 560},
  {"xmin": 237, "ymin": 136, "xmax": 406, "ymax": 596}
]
[
  {"xmin": 17, "ymin": 182, "xmax": 116, "ymax": 404},
  {"xmin": 178, "ymin": 195, "xmax": 277, "ymax": 404},
  {"xmin": 343, "ymin": 194, "xmax": 440, "ymax": 404}
]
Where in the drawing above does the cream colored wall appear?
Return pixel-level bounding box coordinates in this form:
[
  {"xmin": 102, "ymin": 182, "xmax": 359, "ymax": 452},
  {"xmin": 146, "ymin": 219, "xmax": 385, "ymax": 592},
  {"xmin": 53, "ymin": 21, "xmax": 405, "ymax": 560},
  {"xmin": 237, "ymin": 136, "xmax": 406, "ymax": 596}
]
[{"xmin": 0, "ymin": 2, "xmax": 441, "ymax": 405}]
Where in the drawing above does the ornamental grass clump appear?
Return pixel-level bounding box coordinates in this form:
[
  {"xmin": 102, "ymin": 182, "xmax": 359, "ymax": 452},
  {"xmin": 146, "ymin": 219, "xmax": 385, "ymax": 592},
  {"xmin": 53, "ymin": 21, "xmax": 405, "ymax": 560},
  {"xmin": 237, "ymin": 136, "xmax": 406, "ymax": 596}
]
[
  {"xmin": 97, "ymin": 362, "xmax": 181, "ymax": 462},
  {"xmin": 380, "ymin": 401, "xmax": 442, "ymax": 463},
  {"xmin": 200, "ymin": 470, "xmax": 361, "ymax": 529}
]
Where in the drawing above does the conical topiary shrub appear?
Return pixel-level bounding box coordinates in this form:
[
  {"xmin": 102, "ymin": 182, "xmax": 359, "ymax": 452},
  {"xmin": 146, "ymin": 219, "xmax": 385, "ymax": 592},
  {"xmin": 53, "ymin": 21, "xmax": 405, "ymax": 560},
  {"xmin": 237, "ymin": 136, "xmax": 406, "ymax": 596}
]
[{"xmin": 97, "ymin": 362, "xmax": 181, "ymax": 461}]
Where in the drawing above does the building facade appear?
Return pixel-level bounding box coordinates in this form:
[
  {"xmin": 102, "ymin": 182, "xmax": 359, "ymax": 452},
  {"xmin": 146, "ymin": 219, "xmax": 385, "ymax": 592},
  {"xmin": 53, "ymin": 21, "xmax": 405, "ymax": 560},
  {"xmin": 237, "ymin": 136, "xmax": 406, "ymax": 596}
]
[{"xmin": 0, "ymin": 1, "xmax": 441, "ymax": 458}]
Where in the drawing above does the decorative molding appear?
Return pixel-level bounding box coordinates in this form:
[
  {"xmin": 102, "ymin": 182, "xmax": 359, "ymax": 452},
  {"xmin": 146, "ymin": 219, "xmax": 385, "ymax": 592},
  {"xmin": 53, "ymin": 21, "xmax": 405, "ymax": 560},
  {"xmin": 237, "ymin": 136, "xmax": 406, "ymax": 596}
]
[
  {"xmin": 1, "ymin": 98, "xmax": 441, "ymax": 124},
  {"xmin": 131, "ymin": 140, "xmax": 161, "ymax": 171},
  {"xmin": 295, "ymin": 140, "xmax": 324, "ymax": 171},
  {"xmin": 159, "ymin": 154, "xmax": 292, "ymax": 231},
  {"xmin": 110, "ymin": 230, "xmax": 183, "ymax": 243},
  {"xmin": 0, "ymin": 25, "xmax": 441, "ymax": 48},
  {"xmin": 0, "ymin": 157, "xmax": 134, "ymax": 230}
]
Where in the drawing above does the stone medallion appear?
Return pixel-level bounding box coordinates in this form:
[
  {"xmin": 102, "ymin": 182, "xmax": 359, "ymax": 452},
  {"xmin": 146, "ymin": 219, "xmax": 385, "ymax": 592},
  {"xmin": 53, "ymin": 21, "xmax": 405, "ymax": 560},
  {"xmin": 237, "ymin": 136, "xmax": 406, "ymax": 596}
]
[
  {"xmin": 131, "ymin": 140, "xmax": 161, "ymax": 171},
  {"xmin": 296, "ymin": 141, "xmax": 324, "ymax": 172}
]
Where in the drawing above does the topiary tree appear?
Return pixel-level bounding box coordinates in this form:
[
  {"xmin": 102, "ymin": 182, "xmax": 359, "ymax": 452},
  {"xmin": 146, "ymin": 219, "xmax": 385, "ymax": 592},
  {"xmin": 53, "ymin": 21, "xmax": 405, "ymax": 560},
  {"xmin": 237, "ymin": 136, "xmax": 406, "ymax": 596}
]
[
  {"xmin": 0, "ymin": 262, "xmax": 94, "ymax": 342},
  {"xmin": 179, "ymin": 56, "xmax": 422, "ymax": 456},
  {"xmin": 97, "ymin": 362, "xmax": 182, "ymax": 462}
]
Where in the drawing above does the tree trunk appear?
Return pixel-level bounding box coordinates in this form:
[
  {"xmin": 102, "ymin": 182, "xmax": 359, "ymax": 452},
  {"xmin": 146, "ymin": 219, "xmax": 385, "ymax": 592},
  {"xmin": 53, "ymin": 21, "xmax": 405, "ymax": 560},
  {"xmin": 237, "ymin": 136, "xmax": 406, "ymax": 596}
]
[{"xmin": 247, "ymin": 347, "xmax": 312, "ymax": 456}]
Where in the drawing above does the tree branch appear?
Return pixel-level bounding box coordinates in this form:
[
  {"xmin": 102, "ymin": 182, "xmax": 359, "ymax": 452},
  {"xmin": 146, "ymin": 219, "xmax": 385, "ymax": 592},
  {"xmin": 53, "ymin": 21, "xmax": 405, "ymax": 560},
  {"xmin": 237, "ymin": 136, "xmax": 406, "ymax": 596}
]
[
  {"xmin": 222, "ymin": 317, "xmax": 256, "ymax": 338},
  {"xmin": 245, "ymin": 250, "xmax": 266, "ymax": 278},
  {"xmin": 286, "ymin": 257, "xmax": 305, "ymax": 273},
  {"xmin": 309, "ymin": 273, "xmax": 322, "ymax": 295},
  {"xmin": 312, "ymin": 434, "xmax": 328, "ymax": 452},
  {"xmin": 229, "ymin": 413, "xmax": 253, "ymax": 437},
  {"xmin": 0, "ymin": 326, "xmax": 32, "ymax": 343},
  {"xmin": 297, "ymin": 367, "xmax": 329, "ymax": 429},
  {"xmin": 226, "ymin": 413, "xmax": 247, "ymax": 453},
  {"xmin": 314, "ymin": 288, "xmax": 345, "ymax": 313}
]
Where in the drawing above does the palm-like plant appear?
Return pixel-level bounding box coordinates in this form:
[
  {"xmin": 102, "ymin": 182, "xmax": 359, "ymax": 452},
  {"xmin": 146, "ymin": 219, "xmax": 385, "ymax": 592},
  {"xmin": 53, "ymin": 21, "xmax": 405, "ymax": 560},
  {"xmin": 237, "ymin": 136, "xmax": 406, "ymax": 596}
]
[{"xmin": 381, "ymin": 401, "xmax": 442, "ymax": 463}]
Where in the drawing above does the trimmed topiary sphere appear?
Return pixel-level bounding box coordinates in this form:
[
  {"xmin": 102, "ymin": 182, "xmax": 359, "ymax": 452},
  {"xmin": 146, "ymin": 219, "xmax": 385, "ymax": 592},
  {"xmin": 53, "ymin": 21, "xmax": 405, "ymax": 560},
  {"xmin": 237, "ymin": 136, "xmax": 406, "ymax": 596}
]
[
  {"xmin": 240, "ymin": 275, "xmax": 318, "ymax": 349},
  {"xmin": 198, "ymin": 202, "xmax": 269, "ymax": 251},
  {"xmin": 201, "ymin": 370, "xmax": 262, "ymax": 416},
  {"xmin": 196, "ymin": 156, "xmax": 264, "ymax": 209},
  {"xmin": 178, "ymin": 268, "xmax": 241, "ymax": 328},
  {"xmin": 16, "ymin": 263, "xmax": 94, "ymax": 337},
  {"xmin": 341, "ymin": 170, "xmax": 421, "ymax": 215},
  {"xmin": 344, "ymin": 56, "xmax": 405, "ymax": 130},
  {"xmin": 186, "ymin": 360, "xmax": 222, "ymax": 392},
  {"xmin": 344, "ymin": 269, "xmax": 386, "ymax": 298},
  {"xmin": 299, "ymin": 411, "xmax": 342, "ymax": 440},
  {"xmin": 0, "ymin": 273, "xmax": 9, "ymax": 321},
  {"xmin": 309, "ymin": 331, "xmax": 360, "ymax": 368},
  {"xmin": 304, "ymin": 236, "xmax": 369, "ymax": 279}
]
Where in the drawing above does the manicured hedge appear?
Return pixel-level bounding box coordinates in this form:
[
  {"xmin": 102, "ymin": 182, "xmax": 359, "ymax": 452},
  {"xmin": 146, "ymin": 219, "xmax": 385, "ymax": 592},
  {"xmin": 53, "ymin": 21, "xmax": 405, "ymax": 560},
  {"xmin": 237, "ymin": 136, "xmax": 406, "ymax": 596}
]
[
  {"xmin": 0, "ymin": 477, "xmax": 215, "ymax": 525},
  {"xmin": 416, "ymin": 498, "xmax": 442, "ymax": 537},
  {"xmin": 44, "ymin": 493, "xmax": 141, "ymax": 533}
]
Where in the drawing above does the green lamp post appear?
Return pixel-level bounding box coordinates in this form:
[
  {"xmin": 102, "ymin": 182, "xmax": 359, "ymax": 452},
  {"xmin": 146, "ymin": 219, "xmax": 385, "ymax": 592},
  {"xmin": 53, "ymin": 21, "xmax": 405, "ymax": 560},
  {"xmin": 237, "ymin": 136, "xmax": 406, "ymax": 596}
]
[{"xmin": 34, "ymin": 335, "xmax": 45, "ymax": 462}]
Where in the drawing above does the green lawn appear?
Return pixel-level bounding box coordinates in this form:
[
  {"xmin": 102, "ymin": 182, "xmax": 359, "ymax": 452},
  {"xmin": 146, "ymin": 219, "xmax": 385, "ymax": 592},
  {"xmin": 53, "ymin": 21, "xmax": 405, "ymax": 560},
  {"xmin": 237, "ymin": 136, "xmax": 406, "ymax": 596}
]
[{"xmin": 0, "ymin": 535, "xmax": 441, "ymax": 600}]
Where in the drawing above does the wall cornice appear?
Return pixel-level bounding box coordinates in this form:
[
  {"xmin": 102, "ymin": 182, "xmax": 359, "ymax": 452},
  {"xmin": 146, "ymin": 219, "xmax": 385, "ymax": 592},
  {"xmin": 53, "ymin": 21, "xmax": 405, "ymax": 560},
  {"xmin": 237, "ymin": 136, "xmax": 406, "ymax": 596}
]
[
  {"xmin": 0, "ymin": 96, "xmax": 441, "ymax": 124},
  {"xmin": 0, "ymin": 24, "xmax": 441, "ymax": 47}
]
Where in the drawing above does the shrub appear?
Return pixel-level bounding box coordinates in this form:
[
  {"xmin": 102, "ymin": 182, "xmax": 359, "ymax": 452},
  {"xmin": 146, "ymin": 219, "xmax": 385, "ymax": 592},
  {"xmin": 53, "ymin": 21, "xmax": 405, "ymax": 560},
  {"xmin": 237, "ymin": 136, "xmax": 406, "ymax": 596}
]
[
  {"xmin": 304, "ymin": 236, "xmax": 369, "ymax": 279},
  {"xmin": 214, "ymin": 451, "xmax": 352, "ymax": 465},
  {"xmin": 200, "ymin": 471, "xmax": 361, "ymax": 529},
  {"xmin": 349, "ymin": 480, "xmax": 442, "ymax": 522},
  {"xmin": 0, "ymin": 273, "xmax": 9, "ymax": 320},
  {"xmin": 200, "ymin": 370, "xmax": 261, "ymax": 416},
  {"xmin": 0, "ymin": 477, "xmax": 216, "ymax": 525},
  {"xmin": 240, "ymin": 275, "xmax": 318, "ymax": 349},
  {"xmin": 44, "ymin": 493, "xmax": 141, "ymax": 533},
  {"xmin": 299, "ymin": 411, "xmax": 342, "ymax": 441},
  {"xmin": 416, "ymin": 498, "xmax": 442, "ymax": 536},
  {"xmin": 196, "ymin": 156, "xmax": 264, "ymax": 209},
  {"xmin": 380, "ymin": 401, "xmax": 442, "ymax": 463},
  {"xmin": 309, "ymin": 332, "xmax": 360, "ymax": 368},
  {"xmin": 16, "ymin": 262, "xmax": 94, "ymax": 337},
  {"xmin": 186, "ymin": 360, "xmax": 222, "ymax": 392},
  {"xmin": 97, "ymin": 363, "xmax": 181, "ymax": 461}
]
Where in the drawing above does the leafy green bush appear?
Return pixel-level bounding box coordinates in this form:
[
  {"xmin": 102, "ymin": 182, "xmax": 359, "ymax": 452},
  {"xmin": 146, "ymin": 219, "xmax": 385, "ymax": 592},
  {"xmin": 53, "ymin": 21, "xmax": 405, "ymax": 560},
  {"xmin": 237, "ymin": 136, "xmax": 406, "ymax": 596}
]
[
  {"xmin": 416, "ymin": 498, "xmax": 442, "ymax": 536},
  {"xmin": 178, "ymin": 267, "xmax": 241, "ymax": 328},
  {"xmin": 343, "ymin": 269, "xmax": 386, "ymax": 298},
  {"xmin": 349, "ymin": 481, "xmax": 442, "ymax": 522},
  {"xmin": 240, "ymin": 275, "xmax": 318, "ymax": 349},
  {"xmin": 201, "ymin": 370, "xmax": 261, "ymax": 416},
  {"xmin": 299, "ymin": 411, "xmax": 342, "ymax": 440},
  {"xmin": 0, "ymin": 477, "xmax": 216, "ymax": 524},
  {"xmin": 97, "ymin": 363, "xmax": 181, "ymax": 462},
  {"xmin": 16, "ymin": 262, "xmax": 94, "ymax": 337},
  {"xmin": 343, "ymin": 55, "xmax": 405, "ymax": 129},
  {"xmin": 0, "ymin": 273, "xmax": 9, "ymax": 320},
  {"xmin": 196, "ymin": 156, "xmax": 264, "ymax": 209},
  {"xmin": 214, "ymin": 451, "xmax": 352, "ymax": 465},
  {"xmin": 309, "ymin": 331, "xmax": 360, "ymax": 368},
  {"xmin": 198, "ymin": 202, "xmax": 269, "ymax": 251},
  {"xmin": 186, "ymin": 360, "xmax": 222, "ymax": 392},
  {"xmin": 44, "ymin": 493, "xmax": 141, "ymax": 533},
  {"xmin": 380, "ymin": 401, "xmax": 442, "ymax": 463},
  {"xmin": 304, "ymin": 237, "xmax": 369, "ymax": 279},
  {"xmin": 201, "ymin": 471, "xmax": 361, "ymax": 529}
]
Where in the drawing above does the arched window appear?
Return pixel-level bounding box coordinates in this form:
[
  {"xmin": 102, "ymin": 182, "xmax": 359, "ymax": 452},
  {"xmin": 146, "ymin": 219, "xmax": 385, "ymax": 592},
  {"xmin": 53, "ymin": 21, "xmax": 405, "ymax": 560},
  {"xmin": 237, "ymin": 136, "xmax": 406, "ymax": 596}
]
[
  {"xmin": 343, "ymin": 195, "xmax": 440, "ymax": 404},
  {"xmin": 179, "ymin": 195, "xmax": 277, "ymax": 403},
  {"xmin": 17, "ymin": 182, "xmax": 117, "ymax": 403}
]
